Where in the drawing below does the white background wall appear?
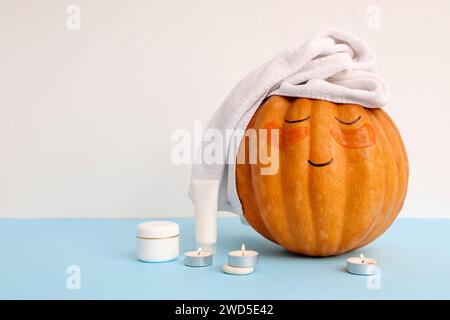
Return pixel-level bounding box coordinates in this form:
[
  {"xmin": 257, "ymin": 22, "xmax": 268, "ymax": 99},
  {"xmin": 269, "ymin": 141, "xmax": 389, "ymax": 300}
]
[{"xmin": 1, "ymin": 0, "xmax": 449, "ymax": 218}]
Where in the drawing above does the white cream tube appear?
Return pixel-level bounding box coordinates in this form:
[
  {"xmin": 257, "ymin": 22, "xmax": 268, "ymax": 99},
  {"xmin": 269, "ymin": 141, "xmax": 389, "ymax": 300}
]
[{"xmin": 192, "ymin": 179, "xmax": 219, "ymax": 253}]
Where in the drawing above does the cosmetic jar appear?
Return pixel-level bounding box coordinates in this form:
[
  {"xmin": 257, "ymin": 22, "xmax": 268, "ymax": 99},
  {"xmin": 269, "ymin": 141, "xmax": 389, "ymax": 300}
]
[{"xmin": 136, "ymin": 221, "xmax": 179, "ymax": 262}]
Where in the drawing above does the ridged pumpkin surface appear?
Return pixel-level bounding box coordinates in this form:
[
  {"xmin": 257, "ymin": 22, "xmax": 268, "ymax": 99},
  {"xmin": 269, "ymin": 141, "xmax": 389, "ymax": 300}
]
[{"xmin": 236, "ymin": 96, "xmax": 408, "ymax": 256}]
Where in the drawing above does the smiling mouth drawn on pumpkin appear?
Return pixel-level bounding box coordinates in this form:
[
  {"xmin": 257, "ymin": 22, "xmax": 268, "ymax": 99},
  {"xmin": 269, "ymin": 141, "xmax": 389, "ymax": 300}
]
[{"xmin": 308, "ymin": 158, "xmax": 334, "ymax": 167}]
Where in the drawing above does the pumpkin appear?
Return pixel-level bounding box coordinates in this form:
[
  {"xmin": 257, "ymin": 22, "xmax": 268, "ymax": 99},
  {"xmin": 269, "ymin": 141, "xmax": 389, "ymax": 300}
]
[{"xmin": 236, "ymin": 96, "xmax": 408, "ymax": 256}]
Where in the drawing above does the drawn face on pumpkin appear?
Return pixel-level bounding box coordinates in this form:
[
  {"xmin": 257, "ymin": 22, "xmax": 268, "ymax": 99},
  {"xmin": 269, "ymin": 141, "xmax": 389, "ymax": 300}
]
[{"xmin": 263, "ymin": 97, "xmax": 376, "ymax": 167}]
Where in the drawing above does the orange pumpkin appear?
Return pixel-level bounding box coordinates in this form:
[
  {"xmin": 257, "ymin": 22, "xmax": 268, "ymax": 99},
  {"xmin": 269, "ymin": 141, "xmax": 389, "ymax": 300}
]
[{"xmin": 236, "ymin": 96, "xmax": 408, "ymax": 256}]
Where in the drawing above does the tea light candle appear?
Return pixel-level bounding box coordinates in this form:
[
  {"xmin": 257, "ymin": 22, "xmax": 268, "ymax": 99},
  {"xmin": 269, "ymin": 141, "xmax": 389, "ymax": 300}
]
[
  {"xmin": 346, "ymin": 254, "xmax": 378, "ymax": 275},
  {"xmin": 228, "ymin": 244, "xmax": 258, "ymax": 268},
  {"xmin": 184, "ymin": 248, "xmax": 213, "ymax": 267}
]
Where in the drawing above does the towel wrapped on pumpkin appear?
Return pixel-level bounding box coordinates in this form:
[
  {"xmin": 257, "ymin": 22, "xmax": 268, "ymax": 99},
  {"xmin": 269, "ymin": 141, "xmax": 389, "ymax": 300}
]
[{"xmin": 189, "ymin": 28, "xmax": 391, "ymax": 221}]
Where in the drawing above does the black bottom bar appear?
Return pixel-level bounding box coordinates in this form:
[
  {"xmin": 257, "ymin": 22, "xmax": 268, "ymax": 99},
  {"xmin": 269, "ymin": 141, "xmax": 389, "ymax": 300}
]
[{"xmin": 1, "ymin": 300, "xmax": 449, "ymax": 318}]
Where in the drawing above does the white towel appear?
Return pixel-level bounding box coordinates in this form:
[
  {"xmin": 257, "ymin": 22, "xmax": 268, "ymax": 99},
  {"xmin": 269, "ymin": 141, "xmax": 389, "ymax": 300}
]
[{"xmin": 189, "ymin": 28, "xmax": 390, "ymax": 221}]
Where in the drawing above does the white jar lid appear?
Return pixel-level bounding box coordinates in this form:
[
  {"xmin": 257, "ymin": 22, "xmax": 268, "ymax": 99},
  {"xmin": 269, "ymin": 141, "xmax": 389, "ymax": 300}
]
[{"xmin": 136, "ymin": 221, "xmax": 179, "ymax": 239}]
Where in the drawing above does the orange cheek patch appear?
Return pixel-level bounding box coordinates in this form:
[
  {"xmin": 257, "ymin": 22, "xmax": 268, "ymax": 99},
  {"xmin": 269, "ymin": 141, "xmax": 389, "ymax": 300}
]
[
  {"xmin": 331, "ymin": 123, "xmax": 376, "ymax": 148},
  {"xmin": 264, "ymin": 121, "xmax": 309, "ymax": 148}
]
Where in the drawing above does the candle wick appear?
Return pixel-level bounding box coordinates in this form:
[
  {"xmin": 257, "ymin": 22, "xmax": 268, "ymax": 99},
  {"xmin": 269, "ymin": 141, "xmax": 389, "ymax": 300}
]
[{"xmin": 360, "ymin": 253, "xmax": 365, "ymax": 264}]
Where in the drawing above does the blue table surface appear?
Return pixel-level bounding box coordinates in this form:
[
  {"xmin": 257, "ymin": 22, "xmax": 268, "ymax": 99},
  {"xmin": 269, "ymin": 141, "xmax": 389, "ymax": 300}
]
[{"xmin": 0, "ymin": 217, "xmax": 449, "ymax": 300}]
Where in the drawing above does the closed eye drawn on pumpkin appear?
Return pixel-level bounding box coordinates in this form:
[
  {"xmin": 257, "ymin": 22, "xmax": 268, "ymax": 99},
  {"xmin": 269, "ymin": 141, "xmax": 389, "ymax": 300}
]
[
  {"xmin": 335, "ymin": 115, "xmax": 361, "ymax": 125},
  {"xmin": 284, "ymin": 116, "xmax": 310, "ymax": 123}
]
